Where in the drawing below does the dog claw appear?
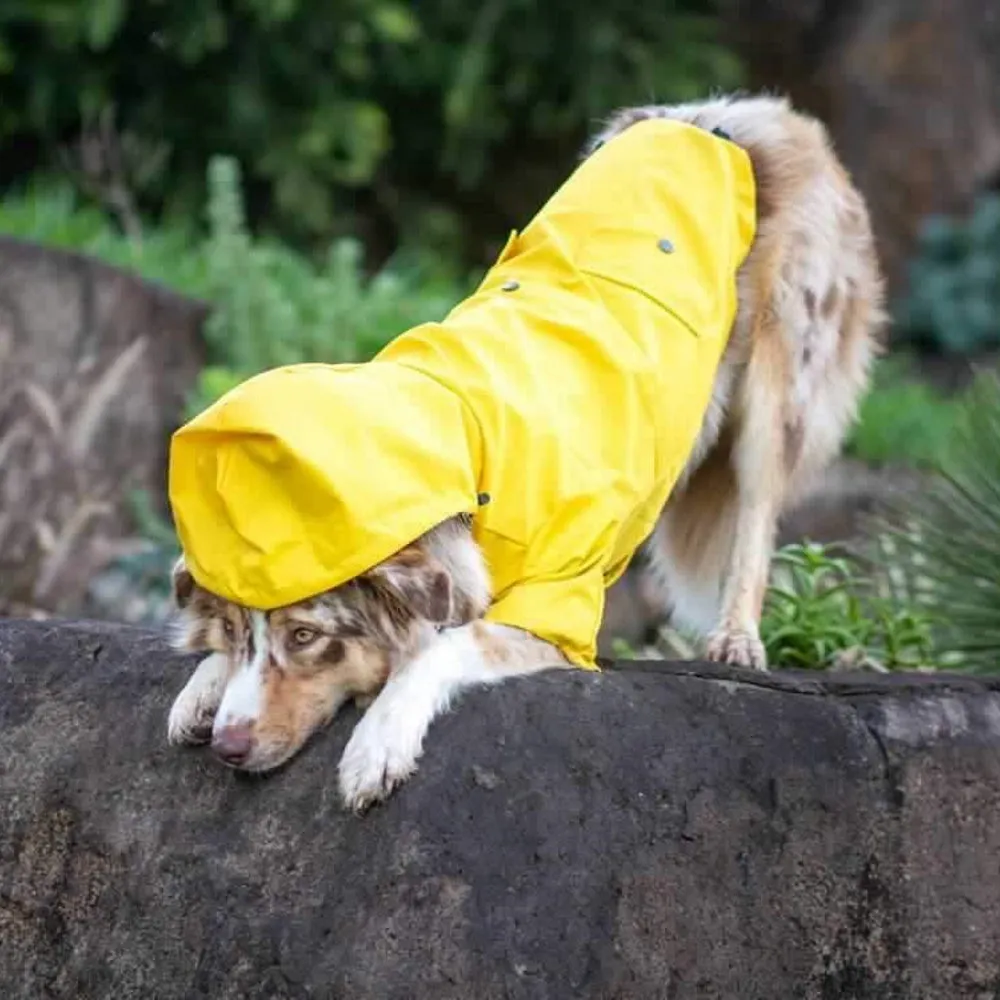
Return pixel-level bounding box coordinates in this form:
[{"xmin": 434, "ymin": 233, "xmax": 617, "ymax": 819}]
[
  {"xmin": 706, "ymin": 628, "xmax": 768, "ymax": 671},
  {"xmin": 167, "ymin": 702, "xmax": 218, "ymax": 745},
  {"xmin": 338, "ymin": 720, "xmax": 421, "ymax": 812},
  {"xmin": 168, "ymin": 722, "xmax": 214, "ymax": 746}
]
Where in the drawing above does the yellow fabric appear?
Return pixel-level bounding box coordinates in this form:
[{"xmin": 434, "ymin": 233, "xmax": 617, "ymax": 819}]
[{"xmin": 169, "ymin": 118, "xmax": 757, "ymax": 668}]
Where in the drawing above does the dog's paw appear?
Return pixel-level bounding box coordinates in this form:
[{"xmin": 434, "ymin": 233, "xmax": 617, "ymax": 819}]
[
  {"xmin": 706, "ymin": 627, "xmax": 768, "ymax": 672},
  {"xmin": 167, "ymin": 653, "xmax": 231, "ymax": 746},
  {"xmin": 167, "ymin": 689, "xmax": 217, "ymax": 745},
  {"xmin": 338, "ymin": 709, "xmax": 423, "ymax": 813}
]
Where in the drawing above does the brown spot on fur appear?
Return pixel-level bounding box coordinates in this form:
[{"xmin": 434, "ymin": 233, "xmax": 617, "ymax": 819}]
[
  {"xmin": 323, "ymin": 638, "xmax": 346, "ymax": 665},
  {"xmin": 783, "ymin": 418, "xmax": 805, "ymax": 474},
  {"xmin": 359, "ymin": 577, "xmax": 418, "ymax": 636},
  {"xmin": 257, "ymin": 660, "xmax": 347, "ymax": 753},
  {"xmin": 172, "ymin": 580, "xmax": 238, "ymax": 653},
  {"xmin": 821, "ymin": 285, "xmax": 840, "ymax": 320},
  {"xmin": 471, "ymin": 619, "xmax": 511, "ymax": 667},
  {"xmin": 449, "ymin": 590, "xmax": 479, "ymax": 627},
  {"xmin": 172, "ymin": 563, "xmax": 195, "ymax": 608},
  {"xmin": 365, "ymin": 547, "xmax": 454, "ymax": 625}
]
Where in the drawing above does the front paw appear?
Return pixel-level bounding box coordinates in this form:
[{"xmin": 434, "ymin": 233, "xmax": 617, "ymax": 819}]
[
  {"xmin": 338, "ymin": 712, "xmax": 423, "ymax": 813},
  {"xmin": 706, "ymin": 627, "xmax": 768, "ymax": 671},
  {"xmin": 167, "ymin": 652, "xmax": 231, "ymax": 746},
  {"xmin": 167, "ymin": 690, "xmax": 217, "ymax": 745}
]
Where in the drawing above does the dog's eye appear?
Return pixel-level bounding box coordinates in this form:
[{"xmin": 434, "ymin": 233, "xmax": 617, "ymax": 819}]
[
  {"xmin": 222, "ymin": 620, "xmax": 235, "ymax": 641},
  {"xmin": 290, "ymin": 627, "xmax": 318, "ymax": 647}
]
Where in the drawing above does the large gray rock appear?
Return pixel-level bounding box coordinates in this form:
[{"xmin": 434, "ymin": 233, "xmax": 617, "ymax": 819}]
[
  {"xmin": 0, "ymin": 237, "xmax": 206, "ymax": 616},
  {"xmin": 1, "ymin": 618, "xmax": 999, "ymax": 999}
]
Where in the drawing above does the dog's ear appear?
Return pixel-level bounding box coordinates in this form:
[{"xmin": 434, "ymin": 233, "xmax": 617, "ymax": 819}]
[
  {"xmin": 171, "ymin": 555, "xmax": 196, "ymax": 610},
  {"xmin": 367, "ymin": 548, "xmax": 453, "ymax": 625}
]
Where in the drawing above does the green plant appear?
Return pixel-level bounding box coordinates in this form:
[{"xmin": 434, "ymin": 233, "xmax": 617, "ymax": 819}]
[
  {"xmin": 0, "ymin": 0, "xmax": 741, "ymax": 248},
  {"xmin": 192, "ymin": 155, "xmax": 468, "ymax": 412},
  {"xmin": 895, "ymin": 193, "xmax": 1000, "ymax": 355},
  {"xmin": 0, "ymin": 175, "xmax": 212, "ymax": 296},
  {"xmin": 609, "ymin": 637, "xmax": 640, "ymax": 660},
  {"xmin": 845, "ymin": 355, "xmax": 962, "ymax": 468},
  {"xmin": 117, "ymin": 490, "xmax": 182, "ymax": 603},
  {"xmin": 885, "ymin": 370, "xmax": 1000, "ymax": 673},
  {"xmin": 760, "ymin": 541, "xmax": 934, "ymax": 671},
  {"xmin": 0, "ymin": 162, "xmax": 471, "ymax": 416}
]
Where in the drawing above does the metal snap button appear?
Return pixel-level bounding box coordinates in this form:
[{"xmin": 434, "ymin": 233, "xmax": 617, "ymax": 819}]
[
  {"xmin": 657, "ymin": 238, "xmax": 675, "ymax": 254},
  {"xmin": 501, "ymin": 279, "xmax": 520, "ymax": 292}
]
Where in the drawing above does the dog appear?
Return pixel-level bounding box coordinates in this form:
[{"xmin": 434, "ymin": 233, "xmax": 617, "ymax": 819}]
[{"xmin": 166, "ymin": 93, "xmax": 884, "ymax": 811}]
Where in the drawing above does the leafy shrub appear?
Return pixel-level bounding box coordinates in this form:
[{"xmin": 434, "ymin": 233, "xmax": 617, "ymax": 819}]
[
  {"xmin": 760, "ymin": 542, "xmax": 934, "ymax": 671},
  {"xmin": 895, "ymin": 193, "xmax": 1000, "ymax": 355},
  {"xmin": 886, "ymin": 370, "xmax": 1000, "ymax": 673},
  {"xmin": 193, "ymin": 155, "xmax": 468, "ymax": 412},
  {"xmin": 610, "ymin": 541, "xmax": 934, "ymax": 671},
  {"xmin": 0, "ymin": 162, "xmax": 471, "ymax": 416},
  {"xmin": 845, "ymin": 355, "xmax": 962, "ymax": 469},
  {"xmin": 0, "ymin": 0, "xmax": 741, "ymax": 251},
  {"xmin": 0, "ymin": 175, "xmax": 212, "ymax": 297}
]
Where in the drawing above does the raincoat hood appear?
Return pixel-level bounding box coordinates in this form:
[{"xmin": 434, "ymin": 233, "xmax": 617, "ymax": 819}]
[
  {"xmin": 169, "ymin": 362, "xmax": 482, "ymax": 611},
  {"xmin": 169, "ymin": 118, "xmax": 756, "ymax": 667}
]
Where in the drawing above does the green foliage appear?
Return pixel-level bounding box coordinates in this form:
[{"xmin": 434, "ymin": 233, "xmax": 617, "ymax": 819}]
[
  {"xmin": 0, "ymin": 175, "xmax": 211, "ymax": 296},
  {"xmin": 609, "ymin": 637, "xmax": 640, "ymax": 660},
  {"xmin": 895, "ymin": 194, "xmax": 1000, "ymax": 355},
  {"xmin": 611, "ymin": 540, "xmax": 936, "ymax": 672},
  {"xmin": 760, "ymin": 542, "xmax": 934, "ymax": 671},
  {"xmin": 0, "ymin": 162, "xmax": 470, "ymax": 418},
  {"xmin": 118, "ymin": 489, "xmax": 181, "ymax": 603},
  {"xmin": 193, "ymin": 154, "xmax": 467, "ymax": 412},
  {"xmin": 886, "ymin": 371, "xmax": 1000, "ymax": 674},
  {"xmin": 845, "ymin": 355, "xmax": 961, "ymax": 468},
  {"xmin": 0, "ymin": 0, "xmax": 741, "ymax": 247}
]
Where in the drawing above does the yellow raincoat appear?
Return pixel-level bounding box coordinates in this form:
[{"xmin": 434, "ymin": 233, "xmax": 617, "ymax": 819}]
[{"xmin": 169, "ymin": 118, "xmax": 756, "ymax": 668}]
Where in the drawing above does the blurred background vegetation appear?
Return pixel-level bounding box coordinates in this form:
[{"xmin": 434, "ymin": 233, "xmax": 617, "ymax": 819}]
[
  {"xmin": 0, "ymin": 0, "xmax": 743, "ymax": 404},
  {"xmin": 0, "ymin": 0, "xmax": 739, "ymax": 259},
  {"xmin": 3, "ymin": 0, "xmax": 1000, "ymax": 671}
]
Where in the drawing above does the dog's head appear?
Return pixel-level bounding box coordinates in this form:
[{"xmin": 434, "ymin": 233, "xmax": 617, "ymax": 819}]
[{"xmin": 171, "ymin": 535, "xmax": 472, "ymax": 773}]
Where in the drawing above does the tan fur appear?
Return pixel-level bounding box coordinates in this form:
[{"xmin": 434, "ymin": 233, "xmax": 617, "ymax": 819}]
[
  {"xmin": 588, "ymin": 94, "xmax": 885, "ymax": 661},
  {"xmin": 167, "ymin": 92, "xmax": 884, "ymax": 799}
]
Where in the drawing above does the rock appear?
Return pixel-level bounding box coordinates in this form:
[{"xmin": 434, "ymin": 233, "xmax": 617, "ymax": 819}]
[
  {"xmin": 776, "ymin": 457, "xmax": 925, "ymax": 548},
  {"xmin": 0, "ymin": 237, "xmax": 207, "ymax": 615},
  {"xmin": 721, "ymin": 0, "xmax": 1000, "ymax": 299},
  {"xmin": 2, "ymin": 617, "xmax": 1000, "ymax": 999}
]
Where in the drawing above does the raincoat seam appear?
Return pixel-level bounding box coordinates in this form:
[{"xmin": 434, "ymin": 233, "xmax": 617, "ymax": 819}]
[{"xmin": 579, "ymin": 269, "xmax": 703, "ymax": 342}]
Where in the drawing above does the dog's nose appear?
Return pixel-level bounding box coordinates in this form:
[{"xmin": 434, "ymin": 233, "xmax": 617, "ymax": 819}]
[{"xmin": 212, "ymin": 724, "xmax": 255, "ymax": 765}]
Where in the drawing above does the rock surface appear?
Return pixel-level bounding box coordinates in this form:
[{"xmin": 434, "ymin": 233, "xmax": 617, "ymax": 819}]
[
  {"xmin": 0, "ymin": 237, "xmax": 206, "ymax": 616},
  {"xmin": 2, "ymin": 618, "xmax": 1000, "ymax": 999}
]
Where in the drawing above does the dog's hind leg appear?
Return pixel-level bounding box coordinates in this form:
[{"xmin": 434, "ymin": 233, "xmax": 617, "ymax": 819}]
[
  {"xmin": 703, "ymin": 320, "xmax": 787, "ymax": 671},
  {"xmin": 702, "ymin": 227, "xmax": 880, "ymax": 670}
]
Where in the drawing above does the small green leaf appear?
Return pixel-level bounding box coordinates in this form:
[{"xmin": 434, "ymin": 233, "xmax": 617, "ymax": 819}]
[{"xmin": 86, "ymin": 0, "xmax": 124, "ymax": 50}]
